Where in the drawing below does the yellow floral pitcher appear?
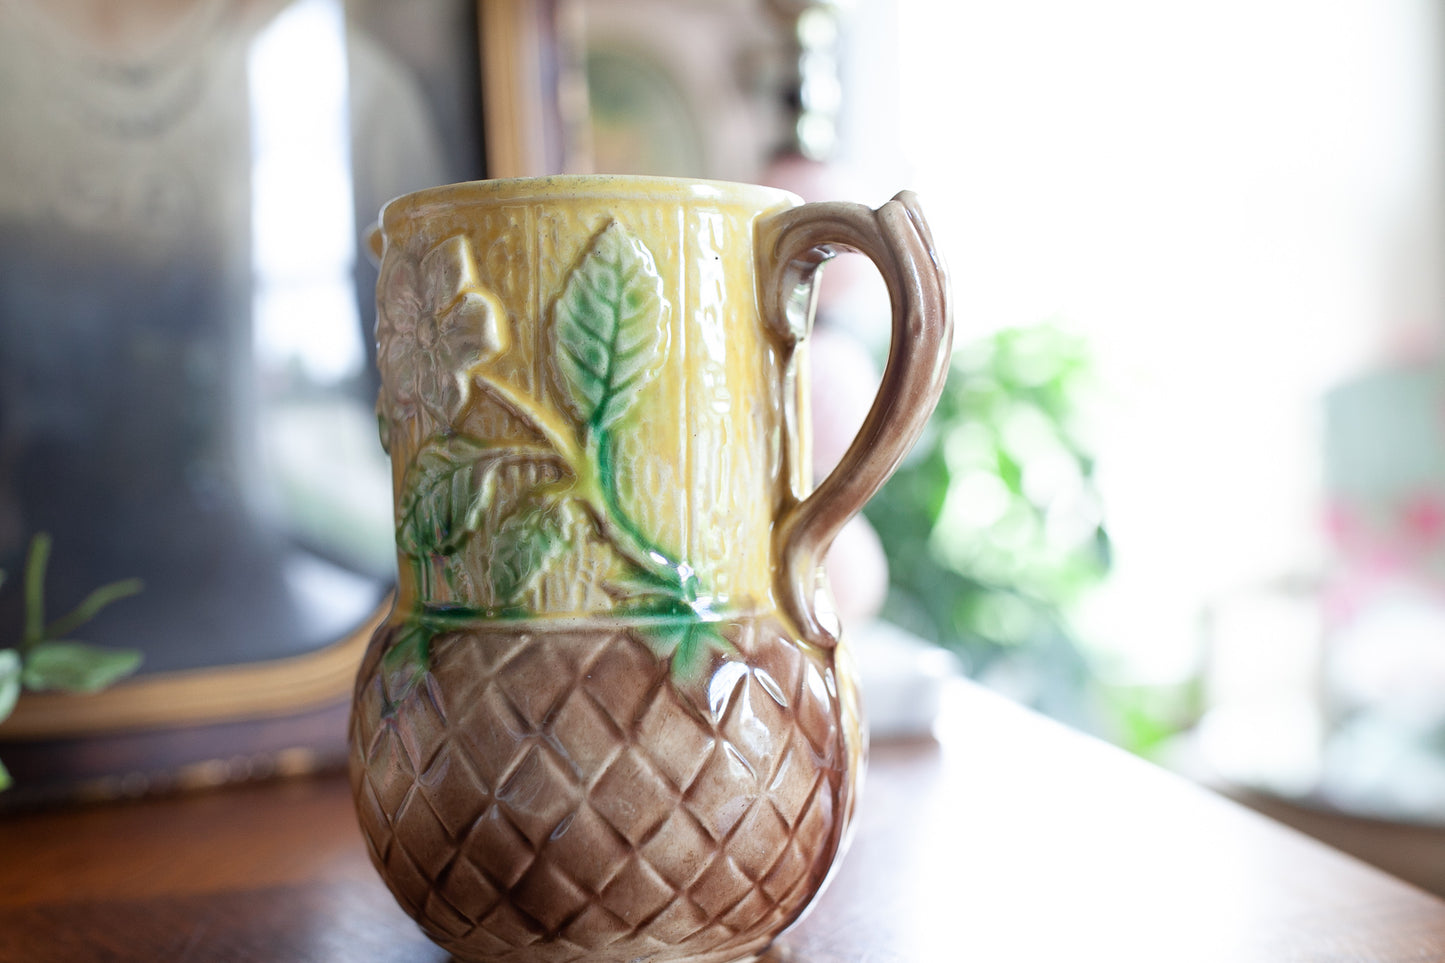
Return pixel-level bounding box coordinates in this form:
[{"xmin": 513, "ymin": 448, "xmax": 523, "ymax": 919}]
[{"xmin": 349, "ymin": 175, "xmax": 952, "ymax": 963}]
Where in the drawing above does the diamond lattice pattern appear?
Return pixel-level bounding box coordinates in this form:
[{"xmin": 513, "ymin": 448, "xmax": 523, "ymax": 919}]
[{"xmin": 350, "ymin": 619, "xmax": 852, "ymax": 963}]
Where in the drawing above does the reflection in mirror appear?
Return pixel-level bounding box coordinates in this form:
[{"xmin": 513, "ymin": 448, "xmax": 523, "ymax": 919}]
[
  {"xmin": 0, "ymin": 0, "xmax": 483, "ymax": 684},
  {"xmin": 249, "ymin": 0, "xmax": 391, "ymax": 583}
]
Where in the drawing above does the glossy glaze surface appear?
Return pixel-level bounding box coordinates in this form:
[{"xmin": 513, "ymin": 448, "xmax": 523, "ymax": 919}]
[
  {"xmin": 352, "ymin": 174, "xmax": 951, "ymax": 962},
  {"xmin": 372, "ymin": 178, "xmax": 802, "ymax": 630},
  {"xmin": 351, "ymin": 616, "xmax": 861, "ymax": 962}
]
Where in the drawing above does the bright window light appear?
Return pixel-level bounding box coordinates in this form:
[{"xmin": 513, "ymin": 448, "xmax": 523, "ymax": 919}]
[
  {"xmin": 890, "ymin": 0, "xmax": 1442, "ymax": 678},
  {"xmin": 248, "ymin": 0, "xmax": 363, "ymax": 386}
]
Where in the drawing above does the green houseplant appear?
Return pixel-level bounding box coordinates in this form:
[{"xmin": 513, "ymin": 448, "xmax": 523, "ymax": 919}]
[
  {"xmin": 864, "ymin": 323, "xmax": 1111, "ymax": 727},
  {"xmin": 0, "ymin": 534, "xmax": 143, "ymax": 789}
]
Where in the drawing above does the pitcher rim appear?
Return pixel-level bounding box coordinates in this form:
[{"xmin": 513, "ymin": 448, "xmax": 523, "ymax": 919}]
[{"xmin": 379, "ymin": 174, "xmax": 804, "ymax": 237}]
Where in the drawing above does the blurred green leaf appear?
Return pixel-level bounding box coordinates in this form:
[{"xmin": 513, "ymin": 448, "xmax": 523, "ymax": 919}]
[
  {"xmin": 45, "ymin": 578, "xmax": 144, "ymax": 641},
  {"xmin": 0, "ymin": 649, "xmax": 20, "ymax": 721},
  {"xmin": 994, "ymin": 446, "xmax": 1023, "ymax": 495},
  {"xmin": 23, "ymin": 533, "xmax": 50, "ymax": 648},
  {"xmin": 21, "ymin": 641, "xmax": 143, "ymax": 693},
  {"xmin": 1, "ymin": 532, "xmax": 146, "ymax": 792},
  {"xmin": 1102, "ymin": 678, "xmax": 1205, "ymax": 757},
  {"xmin": 864, "ymin": 322, "xmax": 1111, "ymax": 724}
]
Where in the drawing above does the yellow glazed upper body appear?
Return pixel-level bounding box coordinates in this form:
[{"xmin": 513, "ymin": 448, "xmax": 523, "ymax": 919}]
[{"xmin": 373, "ymin": 175, "xmax": 810, "ymax": 625}]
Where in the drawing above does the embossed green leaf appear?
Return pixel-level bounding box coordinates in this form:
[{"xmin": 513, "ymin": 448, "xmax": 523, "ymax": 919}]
[
  {"xmin": 554, "ymin": 221, "xmax": 669, "ymax": 431},
  {"xmin": 397, "ymin": 435, "xmax": 505, "ymax": 557},
  {"xmin": 642, "ymin": 619, "xmax": 727, "ymax": 680},
  {"xmin": 488, "ymin": 505, "xmax": 565, "ymax": 605},
  {"xmin": 382, "ymin": 619, "xmax": 435, "ymax": 698}
]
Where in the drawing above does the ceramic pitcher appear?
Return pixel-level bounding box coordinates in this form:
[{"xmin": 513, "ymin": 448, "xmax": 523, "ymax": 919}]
[{"xmin": 349, "ymin": 175, "xmax": 951, "ymax": 963}]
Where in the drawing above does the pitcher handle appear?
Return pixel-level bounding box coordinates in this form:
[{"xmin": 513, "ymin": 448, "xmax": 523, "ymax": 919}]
[
  {"xmin": 759, "ymin": 191, "xmax": 953, "ymax": 648},
  {"xmin": 365, "ymin": 223, "xmax": 385, "ymax": 266}
]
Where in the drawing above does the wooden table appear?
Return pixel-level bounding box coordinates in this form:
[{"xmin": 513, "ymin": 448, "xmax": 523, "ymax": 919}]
[{"xmin": 3, "ymin": 681, "xmax": 1444, "ymax": 962}]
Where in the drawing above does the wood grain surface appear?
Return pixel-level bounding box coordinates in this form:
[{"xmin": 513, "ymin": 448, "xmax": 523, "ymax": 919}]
[{"xmin": 3, "ymin": 681, "xmax": 1444, "ymax": 963}]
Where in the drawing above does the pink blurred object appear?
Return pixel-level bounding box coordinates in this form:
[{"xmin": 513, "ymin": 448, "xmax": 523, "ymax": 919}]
[
  {"xmin": 825, "ymin": 514, "xmax": 889, "ymax": 621},
  {"xmin": 810, "ymin": 326, "xmax": 881, "ymax": 477},
  {"xmin": 810, "ymin": 325, "xmax": 889, "ymax": 620},
  {"xmin": 760, "ymin": 154, "xmax": 873, "ymax": 310}
]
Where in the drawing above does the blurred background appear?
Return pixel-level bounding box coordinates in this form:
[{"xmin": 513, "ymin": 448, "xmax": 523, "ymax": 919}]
[{"xmin": 3, "ymin": 0, "xmax": 1445, "ymax": 893}]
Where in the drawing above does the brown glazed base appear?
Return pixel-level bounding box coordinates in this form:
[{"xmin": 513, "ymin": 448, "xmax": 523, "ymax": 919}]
[{"xmin": 348, "ymin": 614, "xmax": 862, "ymax": 963}]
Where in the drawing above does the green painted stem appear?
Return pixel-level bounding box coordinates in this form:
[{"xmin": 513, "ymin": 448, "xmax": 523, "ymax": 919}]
[{"xmin": 591, "ymin": 429, "xmax": 698, "ymax": 599}]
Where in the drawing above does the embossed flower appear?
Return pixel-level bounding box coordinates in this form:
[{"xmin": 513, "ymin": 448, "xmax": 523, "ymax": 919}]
[
  {"xmin": 376, "ymin": 251, "xmax": 425, "ymax": 423},
  {"xmin": 376, "ymin": 237, "xmax": 508, "ymax": 430}
]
